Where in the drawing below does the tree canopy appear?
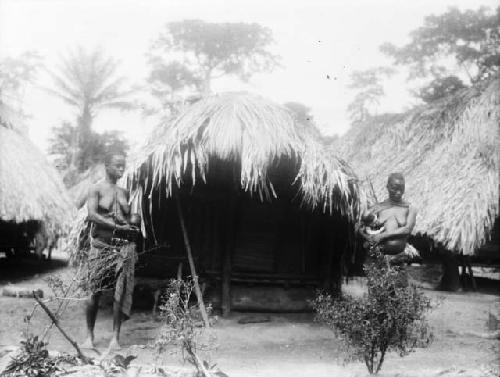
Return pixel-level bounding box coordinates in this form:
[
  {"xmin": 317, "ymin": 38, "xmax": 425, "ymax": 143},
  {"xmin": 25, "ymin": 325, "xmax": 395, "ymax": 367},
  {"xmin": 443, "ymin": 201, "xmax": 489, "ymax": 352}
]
[
  {"xmin": 347, "ymin": 67, "xmax": 395, "ymax": 123},
  {"xmin": 0, "ymin": 52, "xmax": 42, "ymax": 121},
  {"xmin": 147, "ymin": 20, "xmax": 280, "ymax": 116},
  {"xmin": 380, "ymin": 6, "xmax": 499, "ymax": 101},
  {"xmin": 47, "ymin": 47, "xmax": 134, "ymax": 172}
]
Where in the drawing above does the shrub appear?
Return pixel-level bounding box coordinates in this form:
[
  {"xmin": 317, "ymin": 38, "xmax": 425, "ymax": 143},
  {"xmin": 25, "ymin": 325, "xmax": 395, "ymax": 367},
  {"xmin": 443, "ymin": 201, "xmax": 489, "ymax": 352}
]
[
  {"xmin": 154, "ymin": 278, "xmax": 226, "ymax": 377},
  {"xmin": 2, "ymin": 336, "xmax": 59, "ymax": 377},
  {"xmin": 312, "ymin": 253, "xmax": 433, "ymax": 374}
]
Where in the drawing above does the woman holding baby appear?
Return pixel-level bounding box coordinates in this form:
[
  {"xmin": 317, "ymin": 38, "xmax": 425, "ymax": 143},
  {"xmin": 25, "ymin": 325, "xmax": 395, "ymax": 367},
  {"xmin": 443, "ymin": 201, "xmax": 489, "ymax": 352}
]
[{"xmin": 359, "ymin": 173, "xmax": 417, "ymax": 259}]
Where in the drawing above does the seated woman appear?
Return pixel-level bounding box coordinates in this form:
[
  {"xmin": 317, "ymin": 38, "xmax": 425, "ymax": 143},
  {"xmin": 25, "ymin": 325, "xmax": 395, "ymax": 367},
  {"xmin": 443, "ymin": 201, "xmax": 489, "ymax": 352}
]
[{"xmin": 359, "ymin": 173, "xmax": 417, "ymax": 256}]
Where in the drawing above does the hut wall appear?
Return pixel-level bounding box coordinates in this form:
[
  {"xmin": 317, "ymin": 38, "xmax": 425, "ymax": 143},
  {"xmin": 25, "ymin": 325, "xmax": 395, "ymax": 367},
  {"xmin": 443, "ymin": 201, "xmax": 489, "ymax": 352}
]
[
  {"xmin": 135, "ymin": 155, "xmax": 350, "ymax": 302},
  {"xmin": 137, "ymin": 188, "xmax": 348, "ymax": 288},
  {"xmin": 0, "ymin": 220, "xmax": 41, "ymax": 256}
]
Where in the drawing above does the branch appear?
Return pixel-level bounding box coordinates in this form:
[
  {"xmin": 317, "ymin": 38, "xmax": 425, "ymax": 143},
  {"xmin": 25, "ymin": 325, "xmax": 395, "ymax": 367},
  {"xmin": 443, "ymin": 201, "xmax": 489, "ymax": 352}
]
[{"xmin": 33, "ymin": 292, "xmax": 93, "ymax": 364}]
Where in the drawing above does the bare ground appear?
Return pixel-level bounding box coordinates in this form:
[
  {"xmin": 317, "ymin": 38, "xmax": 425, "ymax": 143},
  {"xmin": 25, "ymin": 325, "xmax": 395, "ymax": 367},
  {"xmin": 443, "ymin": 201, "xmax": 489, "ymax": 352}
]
[{"xmin": 0, "ymin": 253, "xmax": 498, "ymax": 377}]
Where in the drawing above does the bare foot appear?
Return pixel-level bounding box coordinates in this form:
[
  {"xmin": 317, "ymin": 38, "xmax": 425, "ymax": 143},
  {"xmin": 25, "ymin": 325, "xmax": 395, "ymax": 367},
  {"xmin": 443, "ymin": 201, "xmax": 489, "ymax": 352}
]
[
  {"xmin": 107, "ymin": 338, "xmax": 121, "ymax": 351},
  {"xmin": 81, "ymin": 337, "xmax": 96, "ymax": 349}
]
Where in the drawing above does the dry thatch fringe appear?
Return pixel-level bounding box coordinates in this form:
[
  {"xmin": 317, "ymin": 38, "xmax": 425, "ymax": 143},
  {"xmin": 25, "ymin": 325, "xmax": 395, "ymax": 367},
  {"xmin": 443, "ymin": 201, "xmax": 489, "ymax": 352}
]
[
  {"xmin": 336, "ymin": 79, "xmax": 500, "ymax": 255},
  {"xmin": 126, "ymin": 92, "xmax": 358, "ymax": 219},
  {"xmin": 0, "ymin": 109, "xmax": 75, "ymax": 236},
  {"xmin": 298, "ymin": 140, "xmax": 360, "ymax": 218}
]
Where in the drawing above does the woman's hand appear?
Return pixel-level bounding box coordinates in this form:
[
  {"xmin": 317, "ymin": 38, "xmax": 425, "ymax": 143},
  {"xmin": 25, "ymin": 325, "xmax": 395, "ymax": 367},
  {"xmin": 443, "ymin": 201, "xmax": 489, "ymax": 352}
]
[
  {"xmin": 117, "ymin": 224, "xmax": 139, "ymax": 234},
  {"xmin": 368, "ymin": 233, "xmax": 383, "ymax": 244}
]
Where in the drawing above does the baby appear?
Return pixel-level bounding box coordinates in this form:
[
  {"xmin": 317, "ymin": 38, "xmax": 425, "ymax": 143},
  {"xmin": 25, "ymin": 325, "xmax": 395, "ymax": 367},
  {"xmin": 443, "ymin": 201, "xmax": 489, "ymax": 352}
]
[{"xmin": 361, "ymin": 212, "xmax": 385, "ymax": 235}]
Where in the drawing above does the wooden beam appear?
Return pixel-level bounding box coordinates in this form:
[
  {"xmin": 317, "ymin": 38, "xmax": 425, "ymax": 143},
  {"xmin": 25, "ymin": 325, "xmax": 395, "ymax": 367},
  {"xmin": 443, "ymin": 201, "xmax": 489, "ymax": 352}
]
[
  {"xmin": 175, "ymin": 195, "xmax": 210, "ymax": 328},
  {"xmin": 221, "ymin": 193, "xmax": 240, "ymax": 317}
]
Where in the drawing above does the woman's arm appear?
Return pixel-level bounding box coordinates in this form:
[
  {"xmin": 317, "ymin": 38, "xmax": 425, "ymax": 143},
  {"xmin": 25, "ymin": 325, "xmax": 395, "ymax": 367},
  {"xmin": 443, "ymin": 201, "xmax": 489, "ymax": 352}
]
[{"xmin": 86, "ymin": 186, "xmax": 130, "ymax": 231}]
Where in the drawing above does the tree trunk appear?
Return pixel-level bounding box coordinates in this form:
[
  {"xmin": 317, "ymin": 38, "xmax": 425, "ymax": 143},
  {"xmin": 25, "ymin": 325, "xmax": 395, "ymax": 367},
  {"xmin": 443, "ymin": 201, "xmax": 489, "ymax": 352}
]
[{"xmin": 438, "ymin": 250, "xmax": 460, "ymax": 291}]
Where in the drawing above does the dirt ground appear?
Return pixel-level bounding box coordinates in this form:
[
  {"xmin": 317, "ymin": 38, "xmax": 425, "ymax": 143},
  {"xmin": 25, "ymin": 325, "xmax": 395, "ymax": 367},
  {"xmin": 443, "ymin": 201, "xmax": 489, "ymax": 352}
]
[{"xmin": 0, "ymin": 253, "xmax": 498, "ymax": 377}]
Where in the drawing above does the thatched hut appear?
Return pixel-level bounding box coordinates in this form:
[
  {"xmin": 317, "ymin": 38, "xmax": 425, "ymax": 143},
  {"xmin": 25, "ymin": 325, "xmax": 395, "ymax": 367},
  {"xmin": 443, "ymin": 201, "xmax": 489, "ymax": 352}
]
[
  {"xmin": 336, "ymin": 79, "xmax": 499, "ymax": 287},
  {"xmin": 127, "ymin": 92, "xmax": 359, "ymax": 312},
  {"xmin": 0, "ymin": 106, "xmax": 75, "ymax": 257}
]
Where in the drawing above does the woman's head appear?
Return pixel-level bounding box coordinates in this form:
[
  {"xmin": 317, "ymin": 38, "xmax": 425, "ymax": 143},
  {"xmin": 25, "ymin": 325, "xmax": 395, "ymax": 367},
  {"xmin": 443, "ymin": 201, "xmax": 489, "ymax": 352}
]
[
  {"xmin": 387, "ymin": 173, "xmax": 405, "ymax": 202},
  {"xmin": 105, "ymin": 153, "xmax": 126, "ymax": 181}
]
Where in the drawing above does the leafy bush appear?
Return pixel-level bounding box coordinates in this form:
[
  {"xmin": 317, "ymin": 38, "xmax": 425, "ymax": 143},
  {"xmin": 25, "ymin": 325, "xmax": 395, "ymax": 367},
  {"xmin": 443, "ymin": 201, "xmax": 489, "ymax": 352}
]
[
  {"xmin": 2, "ymin": 336, "xmax": 59, "ymax": 377},
  {"xmin": 154, "ymin": 279, "xmax": 226, "ymax": 377},
  {"xmin": 312, "ymin": 253, "xmax": 433, "ymax": 374}
]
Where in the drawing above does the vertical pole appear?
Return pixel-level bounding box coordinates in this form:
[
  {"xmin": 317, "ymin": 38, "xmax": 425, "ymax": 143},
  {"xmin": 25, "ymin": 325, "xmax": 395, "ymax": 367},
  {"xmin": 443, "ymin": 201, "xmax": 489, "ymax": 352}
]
[
  {"xmin": 175, "ymin": 195, "xmax": 210, "ymax": 328},
  {"xmin": 222, "ymin": 196, "xmax": 237, "ymax": 317}
]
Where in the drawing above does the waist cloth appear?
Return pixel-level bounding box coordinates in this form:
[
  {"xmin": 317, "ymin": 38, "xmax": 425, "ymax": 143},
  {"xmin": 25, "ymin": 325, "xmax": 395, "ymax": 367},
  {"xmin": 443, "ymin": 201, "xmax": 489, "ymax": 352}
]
[{"xmin": 88, "ymin": 237, "xmax": 137, "ymax": 319}]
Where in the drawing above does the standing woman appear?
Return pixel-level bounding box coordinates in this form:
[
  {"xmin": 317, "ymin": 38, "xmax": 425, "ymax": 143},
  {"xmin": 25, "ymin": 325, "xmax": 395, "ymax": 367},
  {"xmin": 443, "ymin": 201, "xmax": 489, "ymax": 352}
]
[{"xmin": 82, "ymin": 153, "xmax": 140, "ymax": 350}]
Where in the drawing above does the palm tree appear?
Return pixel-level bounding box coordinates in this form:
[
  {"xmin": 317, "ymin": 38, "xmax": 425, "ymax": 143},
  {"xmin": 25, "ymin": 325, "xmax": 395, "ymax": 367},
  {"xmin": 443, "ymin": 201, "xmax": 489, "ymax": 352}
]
[{"xmin": 48, "ymin": 47, "xmax": 133, "ymax": 171}]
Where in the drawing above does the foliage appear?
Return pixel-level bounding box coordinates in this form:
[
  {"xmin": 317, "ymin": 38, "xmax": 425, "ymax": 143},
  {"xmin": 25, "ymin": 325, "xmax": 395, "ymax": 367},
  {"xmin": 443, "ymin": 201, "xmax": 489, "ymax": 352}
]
[
  {"xmin": 417, "ymin": 75, "xmax": 466, "ymax": 103},
  {"xmin": 347, "ymin": 67, "xmax": 395, "ymax": 123},
  {"xmin": 380, "ymin": 6, "xmax": 500, "ymax": 97},
  {"xmin": 155, "ymin": 279, "xmax": 225, "ymax": 377},
  {"xmin": 99, "ymin": 354, "xmax": 137, "ymax": 376},
  {"xmin": 312, "ymin": 253, "xmax": 433, "ymax": 374},
  {"xmin": 48, "ymin": 121, "xmax": 128, "ymax": 174},
  {"xmin": 48, "ymin": 47, "xmax": 134, "ymax": 115},
  {"xmin": 147, "ymin": 60, "xmax": 199, "ymax": 117},
  {"xmin": 2, "ymin": 336, "xmax": 60, "ymax": 377},
  {"xmin": 0, "ymin": 52, "xmax": 42, "ymax": 102},
  {"xmin": 148, "ymin": 19, "xmax": 280, "ymax": 114},
  {"xmin": 47, "ymin": 47, "xmax": 134, "ymax": 172}
]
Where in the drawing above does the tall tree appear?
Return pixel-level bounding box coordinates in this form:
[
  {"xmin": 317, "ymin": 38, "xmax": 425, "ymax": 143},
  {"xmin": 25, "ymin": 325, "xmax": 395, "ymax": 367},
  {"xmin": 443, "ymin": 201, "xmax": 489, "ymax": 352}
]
[
  {"xmin": 47, "ymin": 47, "xmax": 133, "ymax": 171},
  {"xmin": 380, "ymin": 6, "xmax": 500, "ymax": 101},
  {"xmin": 347, "ymin": 67, "xmax": 395, "ymax": 123},
  {"xmin": 148, "ymin": 20, "xmax": 280, "ymax": 109}
]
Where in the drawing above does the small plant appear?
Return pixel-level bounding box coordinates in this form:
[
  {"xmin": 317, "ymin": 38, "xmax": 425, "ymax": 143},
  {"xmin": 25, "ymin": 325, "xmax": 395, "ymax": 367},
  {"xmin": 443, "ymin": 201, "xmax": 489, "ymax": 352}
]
[
  {"xmin": 2, "ymin": 336, "xmax": 59, "ymax": 377},
  {"xmin": 155, "ymin": 278, "xmax": 226, "ymax": 377},
  {"xmin": 100, "ymin": 354, "xmax": 137, "ymax": 376},
  {"xmin": 312, "ymin": 252, "xmax": 433, "ymax": 374}
]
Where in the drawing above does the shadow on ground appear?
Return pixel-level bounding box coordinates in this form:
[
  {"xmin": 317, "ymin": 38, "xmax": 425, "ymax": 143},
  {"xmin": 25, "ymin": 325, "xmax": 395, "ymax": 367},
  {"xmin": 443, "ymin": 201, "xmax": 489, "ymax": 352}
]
[{"xmin": 0, "ymin": 255, "xmax": 68, "ymax": 284}]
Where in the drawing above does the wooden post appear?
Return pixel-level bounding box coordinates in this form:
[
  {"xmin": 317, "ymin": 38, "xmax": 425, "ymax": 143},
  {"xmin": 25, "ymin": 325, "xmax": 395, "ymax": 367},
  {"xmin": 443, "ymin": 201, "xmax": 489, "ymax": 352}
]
[
  {"xmin": 175, "ymin": 195, "xmax": 210, "ymax": 328},
  {"xmin": 466, "ymin": 256, "xmax": 477, "ymax": 291},
  {"xmin": 222, "ymin": 194, "xmax": 239, "ymax": 317},
  {"xmin": 323, "ymin": 219, "xmax": 334, "ymax": 292}
]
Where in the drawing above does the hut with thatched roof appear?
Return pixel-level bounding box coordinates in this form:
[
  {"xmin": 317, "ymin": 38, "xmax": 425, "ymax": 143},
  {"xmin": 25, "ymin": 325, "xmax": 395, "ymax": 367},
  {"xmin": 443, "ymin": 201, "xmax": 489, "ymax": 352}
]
[
  {"xmin": 127, "ymin": 92, "xmax": 359, "ymax": 313},
  {"xmin": 336, "ymin": 79, "xmax": 499, "ymax": 288},
  {"xmin": 0, "ymin": 106, "xmax": 75, "ymax": 258}
]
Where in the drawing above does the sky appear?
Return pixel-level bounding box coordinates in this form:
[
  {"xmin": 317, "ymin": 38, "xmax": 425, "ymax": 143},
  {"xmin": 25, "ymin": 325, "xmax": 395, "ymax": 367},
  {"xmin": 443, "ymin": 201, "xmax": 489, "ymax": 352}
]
[{"xmin": 0, "ymin": 0, "xmax": 495, "ymax": 154}]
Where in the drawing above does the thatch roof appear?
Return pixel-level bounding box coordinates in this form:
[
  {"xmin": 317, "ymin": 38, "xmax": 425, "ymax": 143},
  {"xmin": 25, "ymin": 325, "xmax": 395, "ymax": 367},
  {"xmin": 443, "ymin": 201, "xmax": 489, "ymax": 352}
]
[
  {"xmin": 127, "ymin": 92, "xmax": 359, "ymax": 219},
  {"xmin": 336, "ymin": 79, "xmax": 500, "ymax": 255},
  {"xmin": 0, "ymin": 107, "xmax": 75, "ymax": 234}
]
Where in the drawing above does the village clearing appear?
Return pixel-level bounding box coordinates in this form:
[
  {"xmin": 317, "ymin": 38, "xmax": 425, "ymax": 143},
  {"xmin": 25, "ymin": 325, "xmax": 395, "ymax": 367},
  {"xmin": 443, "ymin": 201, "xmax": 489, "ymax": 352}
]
[{"xmin": 0, "ymin": 253, "xmax": 498, "ymax": 377}]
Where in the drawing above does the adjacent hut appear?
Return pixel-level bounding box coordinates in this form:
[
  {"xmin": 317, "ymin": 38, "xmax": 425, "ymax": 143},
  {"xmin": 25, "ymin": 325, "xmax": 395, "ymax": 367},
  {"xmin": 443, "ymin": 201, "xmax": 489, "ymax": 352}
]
[
  {"xmin": 0, "ymin": 105, "xmax": 75, "ymax": 258},
  {"xmin": 337, "ymin": 79, "xmax": 500, "ymax": 288},
  {"xmin": 127, "ymin": 92, "xmax": 359, "ymax": 313}
]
